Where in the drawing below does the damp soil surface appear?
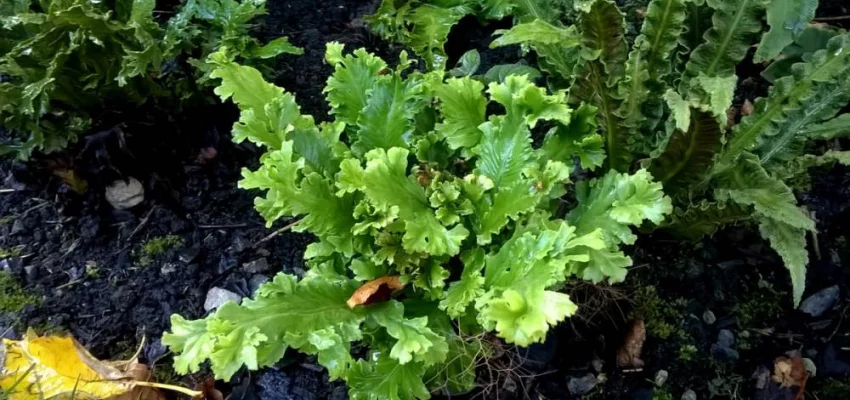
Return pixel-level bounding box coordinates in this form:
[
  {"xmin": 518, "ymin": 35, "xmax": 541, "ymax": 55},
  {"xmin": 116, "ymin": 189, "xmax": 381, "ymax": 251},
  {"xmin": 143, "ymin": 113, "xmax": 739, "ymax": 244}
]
[{"xmin": 2, "ymin": 1, "xmax": 850, "ymax": 400}]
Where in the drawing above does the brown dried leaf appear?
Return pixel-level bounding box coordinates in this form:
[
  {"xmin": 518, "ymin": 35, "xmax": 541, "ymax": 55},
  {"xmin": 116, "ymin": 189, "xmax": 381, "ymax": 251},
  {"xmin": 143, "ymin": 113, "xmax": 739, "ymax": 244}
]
[
  {"xmin": 741, "ymin": 99, "xmax": 754, "ymax": 116},
  {"xmin": 616, "ymin": 319, "xmax": 646, "ymax": 369},
  {"xmin": 346, "ymin": 276, "xmax": 404, "ymax": 308},
  {"xmin": 772, "ymin": 354, "xmax": 808, "ymax": 391}
]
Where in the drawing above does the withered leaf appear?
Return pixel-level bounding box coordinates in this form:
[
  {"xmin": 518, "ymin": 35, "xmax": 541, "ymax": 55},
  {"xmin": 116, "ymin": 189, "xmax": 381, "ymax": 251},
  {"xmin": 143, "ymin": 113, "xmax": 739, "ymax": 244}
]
[
  {"xmin": 616, "ymin": 319, "xmax": 646, "ymax": 369},
  {"xmin": 772, "ymin": 353, "xmax": 808, "ymax": 393},
  {"xmin": 346, "ymin": 275, "xmax": 405, "ymax": 308}
]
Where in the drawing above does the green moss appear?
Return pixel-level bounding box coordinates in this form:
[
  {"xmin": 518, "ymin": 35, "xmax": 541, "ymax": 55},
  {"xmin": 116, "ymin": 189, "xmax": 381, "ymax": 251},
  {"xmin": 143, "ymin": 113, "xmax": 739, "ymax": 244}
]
[
  {"xmin": 652, "ymin": 389, "xmax": 674, "ymax": 400},
  {"xmin": 816, "ymin": 378, "xmax": 850, "ymax": 398},
  {"xmin": 135, "ymin": 235, "xmax": 184, "ymax": 266},
  {"xmin": 632, "ymin": 286, "xmax": 688, "ymax": 340},
  {"xmin": 731, "ymin": 279, "xmax": 784, "ymax": 327},
  {"xmin": 0, "ymin": 245, "xmax": 24, "ymax": 259},
  {"xmin": 0, "ymin": 271, "xmax": 37, "ymax": 313}
]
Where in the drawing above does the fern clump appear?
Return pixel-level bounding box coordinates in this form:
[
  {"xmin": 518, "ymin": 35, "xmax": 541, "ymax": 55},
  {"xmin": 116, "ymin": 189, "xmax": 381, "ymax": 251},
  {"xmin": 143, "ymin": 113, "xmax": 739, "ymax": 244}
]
[
  {"xmin": 162, "ymin": 44, "xmax": 672, "ymax": 398},
  {"xmin": 493, "ymin": 0, "xmax": 850, "ymax": 305}
]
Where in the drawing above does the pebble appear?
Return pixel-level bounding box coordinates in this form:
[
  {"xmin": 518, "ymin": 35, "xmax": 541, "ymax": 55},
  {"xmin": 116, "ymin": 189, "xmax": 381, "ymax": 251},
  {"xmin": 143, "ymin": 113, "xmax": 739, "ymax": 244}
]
[
  {"xmin": 591, "ymin": 358, "xmax": 604, "ymax": 372},
  {"xmin": 567, "ymin": 373, "xmax": 598, "ymax": 395},
  {"xmin": 243, "ymin": 258, "xmax": 270, "ymax": 274},
  {"xmin": 203, "ymin": 287, "xmax": 242, "ymax": 312},
  {"xmin": 711, "ymin": 329, "xmax": 739, "ymax": 363},
  {"xmin": 799, "ymin": 285, "xmax": 840, "ymax": 317},
  {"xmin": 702, "ymin": 310, "xmax": 716, "ymax": 325},
  {"xmin": 232, "ymin": 235, "xmax": 249, "ymax": 253},
  {"xmin": 178, "ymin": 247, "xmax": 200, "ymax": 264},
  {"xmin": 654, "ymin": 370, "xmax": 668, "ymax": 387},
  {"xmin": 216, "ymin": 254, "xmax": 238, "ymax": 274},
  {"xmin": 105, "ymin": 177, "xmax": 144, "ymax": 209},
  {"xmin": 11, "ymin": 220, "xmax": 26, "ymax": 235},
  {"xmin": 249, "ymin": 274, "xmax": 270, "ymax": 294},
  {"xmin": 752, "ymin": 365, "xmax": 770, "ymax": 389},
  {"xmin": 681, "ymin": 389, "xmax": 697, "ymax": 400},
  {"xmin": 24, "ymin": 264, "xmax": 38, "ymax": 281},
  {"xmin": 160, "ymin": 263, "xmax": 178, "ymax": 275}
]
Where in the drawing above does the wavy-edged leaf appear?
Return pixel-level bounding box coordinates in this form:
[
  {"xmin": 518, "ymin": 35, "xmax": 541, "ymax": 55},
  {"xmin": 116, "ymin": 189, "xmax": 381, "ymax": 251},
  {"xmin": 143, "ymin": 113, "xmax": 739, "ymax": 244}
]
[
  {"xmin": 433, "ymin": 77, "xmax": 486, "ymax": 150},
  {"xmin": 352, "ymin": 74, "xmax": 428, "ymax": 155},
  {"xmin": 346, "ymin": 356, "xmax": 429, "ymax": 400},
  {"xmin": 491, "ymin": 19, "xmax": 580, "ymax": 48},
  {"xmin": 324, "ymin": 42, "xmax": 387, "ymax": 126},
  {"xmin": 757, "ymin": 217, "xmax": 808, "ymax": 306},
  {"xmin": 617, "ymin": 0, "xmax": 688, "ymax": 151},
  {"xmin": 441, "ymin": 248, "xmax": 486, "ymax": 318},
  {"xmin": 541, "ymin": 103, "xmax": 605, "ymax": 170},
  {"xmin": 755, "ymin": 77, "xmax": 850, "ymax": 169},
  {"xmin": 682, "ymin": 0, "xmax": 767, "ymax": 82},
  {"xmin": 714, "ymin": 153, "xmax": 815, "ymax": 231},
  {"xmin": 660, "ymin": 200, "xmax": 751, "ymax": 240},
  {"xmin": 572, "ymin": 0, "xmax": 630, "ymax": 171},
  {"xmin": 721, "ymin": 34, "xmax": 850, "ymax": 168},
  {"xmin": 368, "ymin": 301, "xmax": 448, "ymax": 365},
  {"xmin": 676, "ymin": 0, "xmax": 713, "ymax": 75},
  {"xmin": 360, "ymin": 147, "xmax": 468, "ymax": 256},
  {"xmin": 800, "ymin": 113, "xmax": 850, "ymax": 139},
  {"xmin": 753, "ymin": 0, "xmax": 818, "ymax": 63},
  {"xmin": 650, "ymin": 109, "xmax": 723, "ymax": 193},
  {"xmin": 163, "ymin": 273, "xmax": 363, "ymax": 380}
]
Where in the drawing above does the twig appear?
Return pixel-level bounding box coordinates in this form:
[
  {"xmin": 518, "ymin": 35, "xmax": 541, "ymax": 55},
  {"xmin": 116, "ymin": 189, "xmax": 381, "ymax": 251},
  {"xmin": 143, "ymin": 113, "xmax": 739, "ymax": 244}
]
[
  {"xmin": 814, "ymin": 15, "xmax": 850, "ymax": 22},
  {"xmin": 252, "ymin": 219, "xmax": 303, "ymax": 248},
  {"xmin": 55, "ymin": 279, "xmax": 82, "ymax": 290},
  {"xmin": 125, "ymin": 206, "xmax": 157, "ymax": 243},
  {"xmin": 197, "ymin": 223, "xmax": 248, "ymax": 229},
  {"xmin": 0, "ymin": 188, "xmax": 20, "ymax": 193}
]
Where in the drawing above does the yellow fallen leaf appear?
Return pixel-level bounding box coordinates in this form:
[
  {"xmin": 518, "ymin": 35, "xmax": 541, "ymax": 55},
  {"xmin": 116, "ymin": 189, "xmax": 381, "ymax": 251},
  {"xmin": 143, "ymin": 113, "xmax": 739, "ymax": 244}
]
[
  {"xmin": 0, "ymin": 332, "xmax": 201, "ymax": 400},
  {"xmin": 346, "ymin": 275, "xmax": 405, "ymax": 308}
]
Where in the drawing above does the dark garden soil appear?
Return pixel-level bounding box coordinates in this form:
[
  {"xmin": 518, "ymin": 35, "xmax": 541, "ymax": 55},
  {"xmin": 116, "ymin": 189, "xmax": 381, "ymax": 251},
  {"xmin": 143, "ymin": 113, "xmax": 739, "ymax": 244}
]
[{"xmin": 1, "ymin": 1, "xmax": 850, "ymax": 400}]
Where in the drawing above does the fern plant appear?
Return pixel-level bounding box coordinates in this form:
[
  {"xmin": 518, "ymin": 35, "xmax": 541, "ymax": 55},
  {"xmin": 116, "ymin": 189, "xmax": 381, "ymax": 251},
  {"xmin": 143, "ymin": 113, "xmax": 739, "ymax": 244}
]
[
  {"xmin": 162, "ymin": 43, "xmax": 672, "ymax": 398},
  {"xmin": 0, "ymin": 0, "xmax": 300, "ymax": 158},
  {"xmin": 492, "ymin": 0, "xmax": 850, "ymax": 305}
]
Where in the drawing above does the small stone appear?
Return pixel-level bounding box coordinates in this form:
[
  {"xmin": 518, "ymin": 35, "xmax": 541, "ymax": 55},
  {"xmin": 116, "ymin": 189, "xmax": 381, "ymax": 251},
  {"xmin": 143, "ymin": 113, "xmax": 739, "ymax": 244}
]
[
  {"xmin": 231, "ymin": 235, "xmax": 249, "ymax": 253},
  {"xmin": 11, "ymin": 220, "xmax": 26, "ymax": 235},
  {"xmin": 591, "ymin": 358, "xmax": 604, "ymax": 372},
  {"xmin": 24, "ymin": 264, "xmax": 38, "ymax": 280},
  {"xmin": 249, "ymin": 274, "xmax": 270, "ymax": 294},
  {"xmin": 799, "ymin": 285, "xmax": 840, "ymax": 317},
  {"xmin": 654, "ymin": 370, "xmax": 668, "ymax": 387},
  {"xmin": 216, "ymin": 254, "xmax": 237, "ymax": 274},
  {"xmin": 717, "ymin": 329, "xmax": 735, "ymax": 347},
  {"xmin": 752, "ymin": 365, "xmax": 770, "ymax": 389},
  {"xmin": 243, "ymin": 258, "xmax": 270, "ymax": 274},
  {"xmin": 105, "ymin": 177, "xmax": 144, "ymax": 209},
  {"xmin": 681, "ymin": 389, "xmax": 697, "ymax": 400},
  {"xmin": 178, "ymin": 247, "xmax": 200, "ymax": 263},
  {"xmin": 160, "ymin": 263, "xmax": 177, "ymax": 275},
  {"xmin": 567, "ymin": 373, "xmax": 598, "ymax": 395},
  {"xmin": 204, "ymin": 287, "xmax": 242, "ymax": 312},
  {"xmin": 803, "ymin": 358, "xmax": 817, "ymax": 377},
  {"xmin": 702, "ymin": 310, "xmax": 716, "ymax": 325}
]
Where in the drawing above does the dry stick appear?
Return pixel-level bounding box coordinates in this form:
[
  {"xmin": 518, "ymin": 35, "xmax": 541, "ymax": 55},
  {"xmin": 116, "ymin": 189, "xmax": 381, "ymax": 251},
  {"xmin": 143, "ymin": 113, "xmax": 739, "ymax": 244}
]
[
  {"xmin": 0, "ymin": 188, "xmax": 19, "ymax": 193},
  {"xmin": 197, "ymin": 223, "xmax": 248, "ymax": 229},
  {"xmin": 125, "ymin": 206, "xmax": 157, "ymax": 243},
  {"xmin": 252, "ymin": 218, "xmax": 303, "ymax": 248}
]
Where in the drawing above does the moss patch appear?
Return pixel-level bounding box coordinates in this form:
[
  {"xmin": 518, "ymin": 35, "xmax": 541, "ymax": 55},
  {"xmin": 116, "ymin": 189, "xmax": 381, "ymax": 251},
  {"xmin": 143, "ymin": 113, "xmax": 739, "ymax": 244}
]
[
  {"xmin": 0, "ymin": 271, "xmax": 37, "ymax": 313},
  {"xmin": 135, "ymin": 235, "xmax": 184, "ymax": 266}
]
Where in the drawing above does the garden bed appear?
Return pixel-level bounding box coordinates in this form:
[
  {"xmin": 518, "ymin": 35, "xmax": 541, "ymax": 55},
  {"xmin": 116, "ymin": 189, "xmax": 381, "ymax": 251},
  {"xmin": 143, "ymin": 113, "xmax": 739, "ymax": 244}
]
[{"xmin": 1, "ymin": 0, "xmax": 850, "ymax": 399}]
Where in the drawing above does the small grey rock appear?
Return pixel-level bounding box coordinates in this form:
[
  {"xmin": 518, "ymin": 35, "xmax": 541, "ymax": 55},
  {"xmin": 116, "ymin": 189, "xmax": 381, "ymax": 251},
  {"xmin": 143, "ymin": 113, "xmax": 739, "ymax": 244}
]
[
  {"xmin": 24, "ymin": 264, "xmax": 38, "ymax": 280},
  {"xmin": 204, "ymin": 287, "xmax": 242, "ymax": 312},
  {"xmin": 717, "ymin": 329, "xmax": 735, "ymax": 347},
  {"xmin": 243, "ymin": 258, "xmax": 270, "ymax": 274},
  {"xmin": 216, "ymin": 254, "xmax": 237, "ymax": 274},
  {"xmin": 654, "ymin": 370, "xmax": 668, "ymax": 387},
  {"xmin": 160, "ymin": 263, "xmax": 178, "ymax": 275},
  {"xmin": 567, "ymin": 373, "xmax": 598, "ymax": 395},
  {"xmin": 178, "ymin": 247, "xmax": 200, "ymax": 263},
  {"xmin": 752, "ymin": 365, "xmax": 770, "ymax": 389},
  {"xmin": 249, "ymin": 274, "xmax": 270, "ymax": 294},
  {"xmin": 105, "ymin": 177, "xmax": 144, "ymax": 209},
  {"xmin": 591, "ymin": 358, "xmax": 604, "ymax": 373},
  {"xmin": 803, "ymin": 357, "xmax": 817, "ymax": 377},
  {"xmin": 11, "ymin": 220, "xmax": 26, "ymax": 235},
  {"xmin": 231, "ymin": 235, "xmax": 249, "ymax": 253},
  {"xmin": 681, "ymin": 389, "xmax": 697, "ymax": 400},
  {"xmin": 799, "ymin": 285, "xmax": 840, "ymax": 317},
  {"xmin": 702, "ymin": 310, "xmax": 717, "ymax": 325}
]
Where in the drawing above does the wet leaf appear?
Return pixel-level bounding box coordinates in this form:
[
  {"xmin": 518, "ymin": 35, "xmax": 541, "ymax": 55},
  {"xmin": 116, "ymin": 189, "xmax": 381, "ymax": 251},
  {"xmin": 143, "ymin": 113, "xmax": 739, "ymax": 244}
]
[
  {"xmin": 346, "ymin": 275, "xmax": 405, "ymax": 308},
  {"xmin": 0, "ymin": 332, "xmax": 200, "ymax": 400},
  {"xmin": 616, "ymin": 319, "xmax": 646, "ymax": 369}
]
